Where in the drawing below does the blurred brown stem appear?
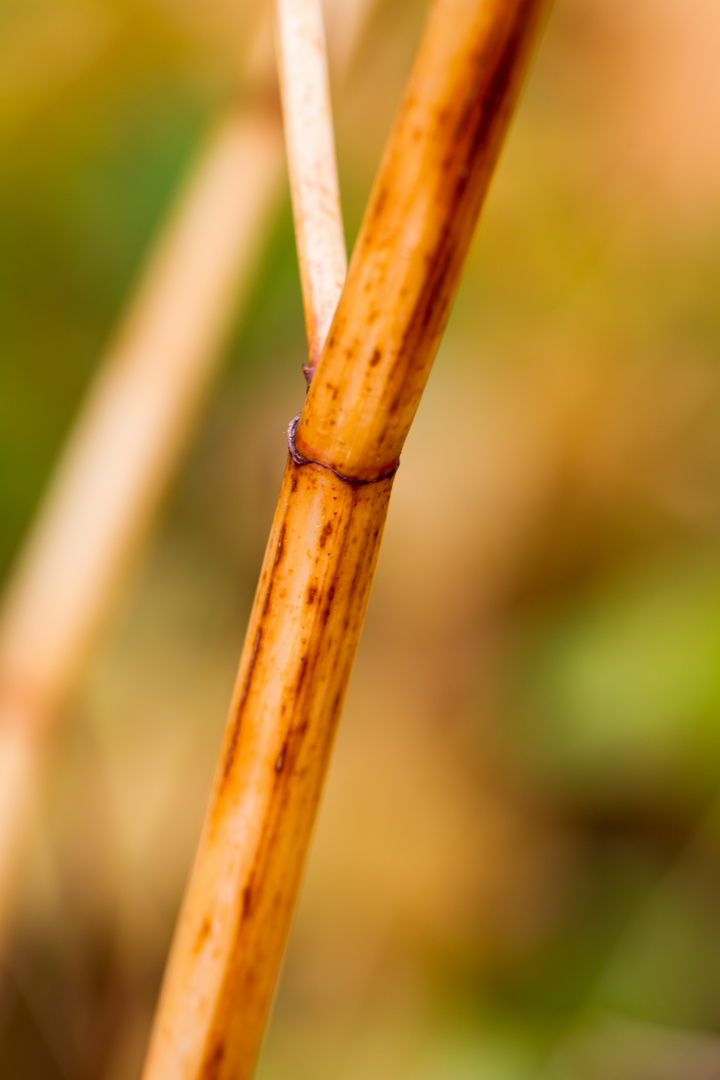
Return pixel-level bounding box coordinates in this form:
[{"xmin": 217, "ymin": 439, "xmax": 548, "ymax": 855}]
[{"xmin": 139, "ymin": 2, "xmax": 548, "ymax": 1078}]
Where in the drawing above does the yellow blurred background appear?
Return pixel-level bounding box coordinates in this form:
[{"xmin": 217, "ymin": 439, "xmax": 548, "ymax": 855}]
[{"xmin": 2, "ymin": 0, "xmax": 720, "ymax": 1077}]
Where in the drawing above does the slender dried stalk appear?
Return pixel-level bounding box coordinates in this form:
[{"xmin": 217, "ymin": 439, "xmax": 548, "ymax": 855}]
[
  {"xmin": 140, "ymin": 1, "xmax": 548, "ymax": 1078},
  {"xmin": 274, "ymin": 0, "xmax": 347, "ymax": 378},
  {"xmin": 0, "ymin": 105, "xmax": 284, "ymax": 940},
  {"xmin": 0, "ymin": 0, "xmax": 377, "ymax": 953}
]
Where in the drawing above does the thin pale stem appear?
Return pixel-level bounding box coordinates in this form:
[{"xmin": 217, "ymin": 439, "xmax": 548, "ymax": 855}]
[
  {"xmin": 274, "ymin": 0, "xmax": 347, "ymax": 380},
  {"xmin": 140, "ymin": 2, "xmax": 548, "ymax": 1079}
]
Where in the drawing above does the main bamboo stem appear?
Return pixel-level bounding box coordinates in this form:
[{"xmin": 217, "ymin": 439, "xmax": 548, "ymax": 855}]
[{"xmin": 140, "ymin": 2, "xmax": 548, "ymax": 1078}]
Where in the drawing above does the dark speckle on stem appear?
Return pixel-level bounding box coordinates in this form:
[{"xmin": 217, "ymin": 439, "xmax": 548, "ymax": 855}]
[
  {"xmin": 296, "ymin": 655, "xmax": 308, "ymax": 691},
  {"xmin": 194, "ymin": 916, "xmax": 212, "ymax": 954},
  {"xmin": 319, "ymin": 521, "xmax": 333, "ymax": 547},
  {"xmin": 242, "ymin": 885, "xmax": 252, "ymax": 919},
  {"xmin": 202, "ymin": 1041, "xmax": 225, "ymax": 1080}
]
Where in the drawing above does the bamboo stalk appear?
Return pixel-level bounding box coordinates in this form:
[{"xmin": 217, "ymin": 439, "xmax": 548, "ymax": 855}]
[
  {"xmin": 140, "ymin": 2, "xmax": 548, "ymax": 1078},
  {"xmin": 273, "ymin": 0, "xmax": 347, "ymax": 378}
]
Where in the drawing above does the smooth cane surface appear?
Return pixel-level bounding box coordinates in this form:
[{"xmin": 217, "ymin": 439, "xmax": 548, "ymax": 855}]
[{"xmin": 140, "ymin": 2, "xmax": 548, "ymax": 1078}]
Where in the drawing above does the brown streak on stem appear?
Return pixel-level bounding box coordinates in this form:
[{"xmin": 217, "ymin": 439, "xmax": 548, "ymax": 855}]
[
  {"xmin": 223, "ymin": 627, "xmax": 263, "ymax": 780},
  {"xmin": 273, "ymin": 523, "xmax": 287, "ymax": 567}
]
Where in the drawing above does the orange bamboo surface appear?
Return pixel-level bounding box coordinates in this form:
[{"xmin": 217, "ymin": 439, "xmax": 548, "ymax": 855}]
[{"xmin": 140, "ymin": 2, "xmax": 549, "ymax": 1078}]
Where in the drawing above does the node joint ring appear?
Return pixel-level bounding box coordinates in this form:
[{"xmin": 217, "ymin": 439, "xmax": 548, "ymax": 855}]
[{"xmin": 286, "ymin": 415, "xmax": 400, "ymax": 487}]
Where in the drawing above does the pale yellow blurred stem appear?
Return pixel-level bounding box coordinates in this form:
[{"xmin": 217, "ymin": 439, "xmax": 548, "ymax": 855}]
[
  {"xmin": 140, "ymin": 2, "xmax": 548, "ymax": 1078},
  {"xmin": 0, "ymin": 105, "xmax": 285, "ymax": 940},
  {"xmin": 274, "ymin": 0, "xmax": 347, "ymax": 378}
]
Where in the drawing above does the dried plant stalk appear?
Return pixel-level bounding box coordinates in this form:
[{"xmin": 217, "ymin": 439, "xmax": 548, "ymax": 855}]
[
  {"xmin": 0, "ymin": 0, "xmax": 377, "ymax": 952},
  {"xmin": 140, "ymin": 1, "xmax": 548, "ymax": 1078},
  {"xmin": 0, "ymin": 105, "xmax": 284, "ymax": 939},
  {"xmin": 274, "ymin": 0, "xmax": 347, "ymax": 376}
]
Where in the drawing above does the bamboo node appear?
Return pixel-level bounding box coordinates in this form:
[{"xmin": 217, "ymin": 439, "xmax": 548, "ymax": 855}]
[{"xmin": 286, "ymin": 415, "xmax": 400, "ymax": 486}]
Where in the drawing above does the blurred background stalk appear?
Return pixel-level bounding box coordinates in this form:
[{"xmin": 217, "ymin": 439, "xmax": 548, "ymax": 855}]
[
  {"xmin": 0, "ymin": 0, "xmax": 374, "ymax": 970},
  {"xmin": 0, "ymin": 97, "xmax": 284, "ymax": 946}
]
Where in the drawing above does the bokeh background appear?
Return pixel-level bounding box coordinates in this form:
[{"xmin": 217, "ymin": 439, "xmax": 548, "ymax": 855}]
[{"xmin": 3, "ymin": 0, "xmax": 720, "ymax": 1077}]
